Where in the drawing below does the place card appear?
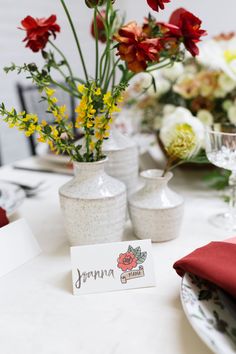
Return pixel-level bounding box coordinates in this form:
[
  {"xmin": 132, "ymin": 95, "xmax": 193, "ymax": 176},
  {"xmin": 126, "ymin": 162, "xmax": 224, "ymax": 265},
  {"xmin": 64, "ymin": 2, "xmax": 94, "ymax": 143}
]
[
  {"xmin": 71, "ymin": 239, "xmax": 156, "ymax": 295},
  {"xmin": 0, "ymin": 219, "xmax": 41, "ymax": 278}
]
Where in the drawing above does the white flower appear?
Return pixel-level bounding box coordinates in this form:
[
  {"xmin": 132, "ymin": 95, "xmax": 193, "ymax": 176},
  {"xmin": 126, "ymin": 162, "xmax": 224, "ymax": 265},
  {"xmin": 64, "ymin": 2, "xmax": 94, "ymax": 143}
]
[
  {"xmin": 218, "ymin": 73, "xmax": 236, "ymax": 93},
  {"xmin": 198, "ymin": 38, "xmax": 236, "ymax": 81},
  {"xmin": 160, "ymin": 108, "xmax": 204, "ymax": 159},
  {"xmin": 155, "ymin": 78, "xmax": 171, "ymax": 96},
  {"xmin": 197, "ymin": 110, "xmax": 214, "ymax": 126},
  {"xmin": 162, "ymin": 62, "xmax": 184, "ymax": 82},
  {"xmin": 228, "ymin": 105, "xmax": 236, "ymax": 124},
  {"xmin": 222, "ymin": 99, "xmax": 233, "ymax": 111},
  {"xmin": 163, "ymin": 104, "xmax": 177, "ymax": 116},
  {"xmin": 153, "ymin": 115, "xmax": 162, "ymax": 130},
  {"xmin": 162, "ymin": 107, "xmax": 193, "ymax": 127},
  {"xmin": 138, "ymin": 73, "xmax": 170, "ymax": 97}
]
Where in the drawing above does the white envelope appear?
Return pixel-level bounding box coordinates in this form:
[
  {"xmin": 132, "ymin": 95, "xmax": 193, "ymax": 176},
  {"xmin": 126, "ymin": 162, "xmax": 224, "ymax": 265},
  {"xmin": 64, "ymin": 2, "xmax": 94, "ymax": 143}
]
[{"xmin": 0, "ymin": 219, "xmax": 41, "ymax": 278}]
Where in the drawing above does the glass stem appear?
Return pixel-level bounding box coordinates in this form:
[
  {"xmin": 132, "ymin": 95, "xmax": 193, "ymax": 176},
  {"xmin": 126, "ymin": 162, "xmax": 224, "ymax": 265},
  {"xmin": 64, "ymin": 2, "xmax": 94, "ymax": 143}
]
[{"xmin": 229, "ymin": 171, "xmax": 236, "ymax": 222}]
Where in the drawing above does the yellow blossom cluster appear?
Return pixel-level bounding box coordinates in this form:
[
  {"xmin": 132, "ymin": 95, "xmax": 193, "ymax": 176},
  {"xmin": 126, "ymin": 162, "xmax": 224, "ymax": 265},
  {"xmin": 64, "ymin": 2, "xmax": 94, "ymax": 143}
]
[
  {"xmin": 75, "ymin": 83, "xmax": 123, "ymax": 156},
  {"xmin": 1, "ymin": 87, "xmax": 75, "ymax": 155}
]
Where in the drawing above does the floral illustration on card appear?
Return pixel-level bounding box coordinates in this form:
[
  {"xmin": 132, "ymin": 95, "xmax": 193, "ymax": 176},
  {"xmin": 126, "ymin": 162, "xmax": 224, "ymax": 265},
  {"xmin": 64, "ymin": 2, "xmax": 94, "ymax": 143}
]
[{"xmin": 117, "ymin": 245, "xmax": 147, "ymax": 284}]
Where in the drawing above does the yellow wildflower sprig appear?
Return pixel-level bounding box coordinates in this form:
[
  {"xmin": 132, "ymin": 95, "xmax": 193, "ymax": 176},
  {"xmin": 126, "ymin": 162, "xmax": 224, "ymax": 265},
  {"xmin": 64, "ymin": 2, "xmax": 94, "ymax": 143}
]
[
  {"xmin": 0, "ymin": 102, "xmax": 83, "ymax": 162},
  {"xmin": 75, "ymin": 82, "xmax": 124, "ymax": 161},
  {"xmin": 1, "ymin": 81, "xmax": 126, "ymax": 162}
]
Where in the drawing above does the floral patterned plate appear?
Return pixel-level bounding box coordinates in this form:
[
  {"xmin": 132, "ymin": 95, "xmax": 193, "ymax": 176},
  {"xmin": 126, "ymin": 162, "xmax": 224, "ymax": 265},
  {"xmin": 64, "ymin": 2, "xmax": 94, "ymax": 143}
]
[{"xmin": 181, "ymin": 273, "xmax": 236, "ymax": 354}]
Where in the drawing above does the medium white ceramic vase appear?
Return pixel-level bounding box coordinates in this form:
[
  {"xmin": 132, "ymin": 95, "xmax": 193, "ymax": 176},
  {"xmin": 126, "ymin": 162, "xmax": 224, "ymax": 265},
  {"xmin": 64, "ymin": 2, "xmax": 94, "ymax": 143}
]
[
  {"xmin": 128, "ymin": 169, "xmax": 184, "ymax": 242},
  {"xmin": 59, "ymin": 159, "xmax": 127, "ymax": 246},
  {"xmin": 103, "ymin": 123, "xmax": 139, "ymax": 196}
]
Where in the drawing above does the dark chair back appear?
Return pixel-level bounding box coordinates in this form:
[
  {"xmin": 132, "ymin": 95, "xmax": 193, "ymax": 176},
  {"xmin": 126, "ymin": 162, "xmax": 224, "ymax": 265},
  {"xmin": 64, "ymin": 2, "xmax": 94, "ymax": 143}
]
[{"xmin": 16, "ymin": 83, "xmax": 76, "ymax": 155}]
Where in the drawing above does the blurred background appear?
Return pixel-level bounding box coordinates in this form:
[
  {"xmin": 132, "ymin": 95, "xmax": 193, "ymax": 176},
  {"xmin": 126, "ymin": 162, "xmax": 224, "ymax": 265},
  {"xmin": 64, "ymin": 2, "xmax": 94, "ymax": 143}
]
[{"xmin": 1, "ymin": 0, "xmax": 236, "ymax": 164}]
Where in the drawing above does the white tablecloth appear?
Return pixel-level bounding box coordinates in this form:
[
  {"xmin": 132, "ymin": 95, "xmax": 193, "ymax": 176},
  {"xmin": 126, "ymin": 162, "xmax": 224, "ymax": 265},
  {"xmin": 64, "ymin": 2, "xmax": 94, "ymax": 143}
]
[{"xmin": 0, "ymin": 161, "xmax": 230, "ymax": 354}]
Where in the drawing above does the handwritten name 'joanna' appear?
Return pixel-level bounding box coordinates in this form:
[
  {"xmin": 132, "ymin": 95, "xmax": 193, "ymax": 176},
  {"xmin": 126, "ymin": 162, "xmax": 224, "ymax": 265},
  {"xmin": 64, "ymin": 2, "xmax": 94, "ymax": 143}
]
[{"xmin": 75, "ymin": 268, "xmax": 115, "ymax": 289}]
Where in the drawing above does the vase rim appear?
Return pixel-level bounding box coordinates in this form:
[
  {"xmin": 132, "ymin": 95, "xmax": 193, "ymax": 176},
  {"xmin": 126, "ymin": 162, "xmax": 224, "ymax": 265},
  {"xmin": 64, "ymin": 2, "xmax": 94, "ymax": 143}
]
[
  {"xmin": 140, "ymin": 169, "xmax": 173, "ymax": 181},
  {"xmin": 73, "ymin": 157, "xmax": 108, "ymax": 166}
]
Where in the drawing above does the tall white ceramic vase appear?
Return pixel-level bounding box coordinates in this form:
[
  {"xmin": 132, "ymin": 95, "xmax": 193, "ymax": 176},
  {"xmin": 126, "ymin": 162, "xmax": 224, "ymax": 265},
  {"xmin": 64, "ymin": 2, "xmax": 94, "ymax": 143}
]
[
  {"xmin": 59, "ymin": 159, "xmax": 127, "ymax": 246},
  {"xmin": 129, "ymin": 169, "xmax": 184, "ymax": 242},
  {"xmin": 103, "ymin": 123, "xmax": 139, "ymax": 196}
]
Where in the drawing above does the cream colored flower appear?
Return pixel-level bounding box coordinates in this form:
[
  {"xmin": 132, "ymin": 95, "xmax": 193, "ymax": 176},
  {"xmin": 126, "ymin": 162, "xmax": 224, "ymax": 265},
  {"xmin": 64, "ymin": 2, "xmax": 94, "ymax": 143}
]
[
  {"xmin": 198, "ymin": 37, "xmax": 236, "ymax": 81},
  {"xmin": 218, "ymin": 73, "xmax": 236, "ymax": 93},
  {"xmin": 162, "ymin": 62, "xmax": 184, "ymax": 82},
  {"xmin": 228, "ymin": 105, "xmax": 236, "ymax": 124},
  {"xmin": 162, "ymin": 107, "xmax": 193, "ymax": 127},
  {"xmin": 197, "ymin": 110, "xmax": 214, "ymax": 126},
  {"xmin": 160, "ymin": 109, "xmax": 204, "ymax": 160},
  {"xmin": 163, "ymin": 104, "xmax": 176, "ymax": 116},
  {"xmin": 222, "ymin": 99, "xmax": 234, "ymax": 111},
  {"xmin": 174, "ymin": 73, "xmax": 199, "ymax": 99}
]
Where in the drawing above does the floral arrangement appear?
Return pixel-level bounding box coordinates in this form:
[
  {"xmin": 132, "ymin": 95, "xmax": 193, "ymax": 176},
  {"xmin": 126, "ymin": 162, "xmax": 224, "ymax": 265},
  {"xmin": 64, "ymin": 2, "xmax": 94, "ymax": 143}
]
[
  {"xmin": 0, "ymin": 0, "xmax": 206, "ymax": 162},
  {"xmin": 125, "ymin": 34, "xmax": 236, "ymax": 131},
  {"xmin": 122, "ymin": 33, "xmax": 236, "ymax": 171}
]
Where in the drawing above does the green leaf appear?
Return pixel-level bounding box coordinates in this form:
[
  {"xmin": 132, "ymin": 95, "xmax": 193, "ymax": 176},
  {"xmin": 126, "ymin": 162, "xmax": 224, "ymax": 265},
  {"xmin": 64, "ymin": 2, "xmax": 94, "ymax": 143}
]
[
  {"xmin": 137, "ymin": 251, "xmax": 147, "ymax": 264},
  {"xmin": 187, "ymin": 150, "xmax": 209, "ymax": 164},
  {"xmin": 132, "ymin": 246, "xmax": 141, "ymax": 258},
  {"xmin": 44, "ymin": 125, "xmax": 52, "ymax": 134},
  {"xmin": 128, "ymin": 245, "xmax": 135, "ymax": 254}
]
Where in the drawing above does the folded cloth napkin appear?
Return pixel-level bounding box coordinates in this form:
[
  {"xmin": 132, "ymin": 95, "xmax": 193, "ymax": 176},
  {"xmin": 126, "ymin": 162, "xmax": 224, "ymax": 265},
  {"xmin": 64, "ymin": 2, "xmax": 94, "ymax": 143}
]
[
  {"xmin": 173, "ymin": 238, "xmax": 236, "ymax": 298},
  {"xmin": 0, "ymin": 207, "xmax": 9, "ymax": 228}
]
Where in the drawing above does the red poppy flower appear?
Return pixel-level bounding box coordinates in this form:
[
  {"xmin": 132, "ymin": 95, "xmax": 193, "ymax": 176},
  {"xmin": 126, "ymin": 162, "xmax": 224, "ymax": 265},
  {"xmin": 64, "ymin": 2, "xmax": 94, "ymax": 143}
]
[
  {"xmin": 162, "ymin": 8, "xmax": 207, "ymax": 56},
  {"xmin": 91, "ymin": 10, "xmax": 106, "ymax": 43},
  {"xmin": 21, "ymin": 15, "xmax": 60, "ymax": 52},
  {"xmin": 147, "ymin": 0, "xmax": 170, "ymax": 12},
  {"xmin": 114, "ymin": 22, "xmax": 161, "ymax": 73},
  {"xmin": 117, "ymin": 252, "xmax": 138, "ymax": 271}
]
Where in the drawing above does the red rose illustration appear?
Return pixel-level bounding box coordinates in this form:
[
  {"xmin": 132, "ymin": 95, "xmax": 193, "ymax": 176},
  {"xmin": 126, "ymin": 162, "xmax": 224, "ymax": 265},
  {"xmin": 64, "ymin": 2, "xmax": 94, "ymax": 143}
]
[
  {"xmin": 147, "ymin": 0, "xmax": 170, "ymax": 12},
  {"xmin": 117, "ymin": 252, "xmax": 138, "ymax": 271},
  {"xmin": 20, "ymin": 15, "xmax": 60, "ymax": 52}
]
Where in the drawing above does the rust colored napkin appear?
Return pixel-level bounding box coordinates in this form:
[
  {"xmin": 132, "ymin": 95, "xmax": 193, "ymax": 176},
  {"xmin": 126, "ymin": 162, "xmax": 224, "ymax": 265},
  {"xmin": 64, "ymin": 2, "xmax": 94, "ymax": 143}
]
[
  {"xmin": 173, "ymin": 239, "xmax": 236, "ymax": 298},
  {"xmin": 0, "ymin": 207, "xmax": 9, "ymax": 228}
]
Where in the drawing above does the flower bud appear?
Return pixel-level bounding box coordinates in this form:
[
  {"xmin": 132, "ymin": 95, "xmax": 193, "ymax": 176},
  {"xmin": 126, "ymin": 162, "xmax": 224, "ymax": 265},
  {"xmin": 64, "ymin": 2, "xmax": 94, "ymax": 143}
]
[{"xmin": 85, "ymin": 0, "xmax": 107, "ymax": 8}]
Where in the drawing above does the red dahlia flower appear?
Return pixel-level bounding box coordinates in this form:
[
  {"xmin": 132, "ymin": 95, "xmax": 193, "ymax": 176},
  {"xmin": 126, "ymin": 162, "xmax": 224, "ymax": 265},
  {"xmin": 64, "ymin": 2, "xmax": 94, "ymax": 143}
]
[
  {"xmin": 21, "ymin": 15, "xmax": 60, "ymax": 52},
  {"xmin": 147, "ymin": 0, "xmax": 170, "ymax": 12},
  {"xmin": 114, "ymin": 22, "xmax": 161, "ymax": 73},
  {"xmin": 163, "ymin": 8, "xmax": 207, "ymax": 56},
  {"xmin": 91, "ymin": 10, "xmax": 106, "ymax": 43}
]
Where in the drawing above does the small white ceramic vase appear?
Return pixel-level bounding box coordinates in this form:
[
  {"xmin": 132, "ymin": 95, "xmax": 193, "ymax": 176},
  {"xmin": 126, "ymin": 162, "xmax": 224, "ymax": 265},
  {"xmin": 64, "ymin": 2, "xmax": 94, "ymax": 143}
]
[
  {"xmin": 59, "ymin": 159, "xmax": 127, "ymax": 246},
  {"xmin": 128, "ymin": 169, "xmax": 184, "ymax": 242},
  {"xmin": 103, "ymin": 123, "xmax": 139, "ymax": 196}
]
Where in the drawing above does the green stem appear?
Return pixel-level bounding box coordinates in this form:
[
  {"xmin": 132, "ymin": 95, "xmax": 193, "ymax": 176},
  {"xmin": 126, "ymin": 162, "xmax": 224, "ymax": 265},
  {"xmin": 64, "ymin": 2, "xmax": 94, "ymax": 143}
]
[
  {"xmin": 104, "ymin": 58, "xmax": 121, "ymax": 93},
  {"xmin": 48, "ymin": 40, "xmax": 75, "ymax": 83},
  {"xmin": 111, "ymin": 54, "xmax": 116, "ymax": 92},
  {"xmin": 147, "ymin": 60, "xmax": 172, "ymax": 73},
  {"xmin": 51, "ymin": 79, "xmax": 80, "ymax": 98},
  {"xmin": 93, "ymin": 8, "xmax": 99, "ymax": 83},
  {"xmin": 60, "ymin": 0, "xmax": 89, "ymax": 82}
]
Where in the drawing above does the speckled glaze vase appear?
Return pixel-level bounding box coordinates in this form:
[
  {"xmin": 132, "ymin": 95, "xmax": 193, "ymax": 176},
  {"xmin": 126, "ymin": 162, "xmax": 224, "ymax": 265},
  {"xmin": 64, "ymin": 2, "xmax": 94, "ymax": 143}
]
[
  {"xmin": 128, "ymin": 169, "xmax": 184, "ymax": 242},
  {"xmin": 103, "ymin": 123, "xmax": 139, "ymax": 196},
  {"xmin": 59, "ymin": 159, "xmax": 127, "ymax": 246}
]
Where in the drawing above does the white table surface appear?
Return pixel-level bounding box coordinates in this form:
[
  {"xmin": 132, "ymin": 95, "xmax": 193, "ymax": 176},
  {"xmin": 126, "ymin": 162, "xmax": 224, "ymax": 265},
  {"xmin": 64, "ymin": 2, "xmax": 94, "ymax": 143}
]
[{"xmin": 0, "ymin": 159, "xmax": 231, "ymax": 354}]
